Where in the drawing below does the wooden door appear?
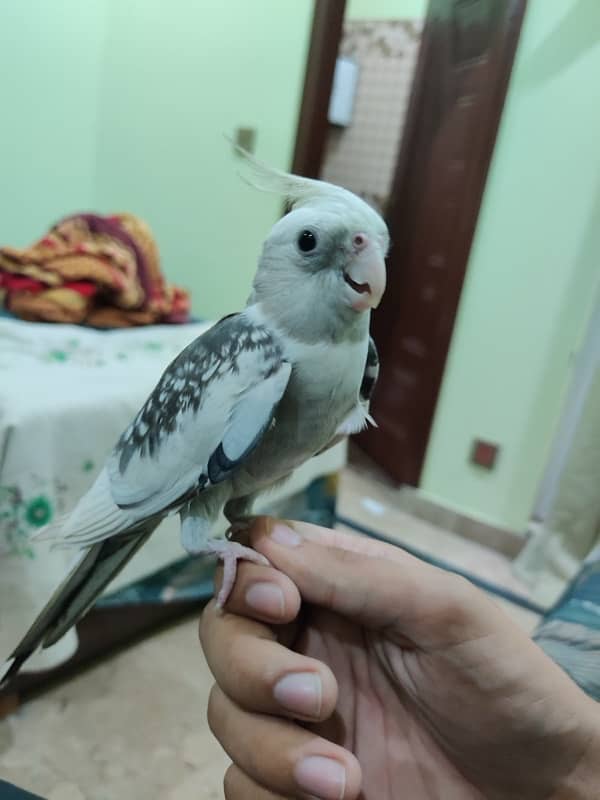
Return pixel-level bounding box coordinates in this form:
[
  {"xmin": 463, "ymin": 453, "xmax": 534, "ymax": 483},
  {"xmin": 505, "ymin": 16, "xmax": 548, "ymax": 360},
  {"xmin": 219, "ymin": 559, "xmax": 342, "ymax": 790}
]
[{"xmin": 358, "ymin": 0, "xmax": 527, "ymax": 485}]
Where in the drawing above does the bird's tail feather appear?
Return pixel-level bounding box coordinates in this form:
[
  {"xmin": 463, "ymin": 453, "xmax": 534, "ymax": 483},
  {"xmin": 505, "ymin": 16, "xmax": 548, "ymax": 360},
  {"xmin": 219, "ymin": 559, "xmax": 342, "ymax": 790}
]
[
  {"xmin": 31, "ymin": 512, "xmax": 71, "ymax": 542},
  {"xmin": 35, "ymin": 468, "xmax": 134, "ymax": 547},
  {"xmin": 1, "ymin": 525, "xmax": 156, "ymax": 685}
]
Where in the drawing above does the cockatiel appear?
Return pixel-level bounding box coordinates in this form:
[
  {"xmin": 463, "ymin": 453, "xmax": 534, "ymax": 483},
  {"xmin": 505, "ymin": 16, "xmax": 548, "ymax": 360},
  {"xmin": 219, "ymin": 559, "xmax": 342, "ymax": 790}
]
[{"xmin": 2, "ymin": 155, "xmax": 389, "ymax": 682}]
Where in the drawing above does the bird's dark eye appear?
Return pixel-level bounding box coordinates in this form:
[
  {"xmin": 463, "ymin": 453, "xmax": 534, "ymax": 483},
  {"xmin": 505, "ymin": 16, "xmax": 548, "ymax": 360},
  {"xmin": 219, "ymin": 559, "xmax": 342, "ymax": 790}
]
[{"xmin": 297, "ymin": 230, "xmax": 317, "ymax": 253}]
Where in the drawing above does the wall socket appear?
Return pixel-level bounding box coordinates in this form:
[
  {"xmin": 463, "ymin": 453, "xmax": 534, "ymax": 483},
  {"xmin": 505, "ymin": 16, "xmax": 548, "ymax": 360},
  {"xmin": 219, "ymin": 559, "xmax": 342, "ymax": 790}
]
[
  {"xmin": 234, "ymin": 127, "xmax": 256, "ymax": 154},
  {"xmin": 470, "ymin": 439, "xmax": 500, "ymax": 470}
]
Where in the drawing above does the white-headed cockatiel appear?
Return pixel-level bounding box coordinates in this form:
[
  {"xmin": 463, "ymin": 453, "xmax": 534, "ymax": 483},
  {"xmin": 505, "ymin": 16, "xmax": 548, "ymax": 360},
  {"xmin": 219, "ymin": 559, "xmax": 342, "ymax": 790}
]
[{"xmin": 2, "ymin": 154, "xmax": 389, "ymax": 682}]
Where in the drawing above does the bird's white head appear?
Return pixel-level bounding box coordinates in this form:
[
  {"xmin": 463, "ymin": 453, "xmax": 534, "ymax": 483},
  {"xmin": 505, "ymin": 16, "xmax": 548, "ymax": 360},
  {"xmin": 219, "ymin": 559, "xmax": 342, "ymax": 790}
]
[{"xmin": 239, "ymin": 151, "xmax": 390, "ymax": 340}]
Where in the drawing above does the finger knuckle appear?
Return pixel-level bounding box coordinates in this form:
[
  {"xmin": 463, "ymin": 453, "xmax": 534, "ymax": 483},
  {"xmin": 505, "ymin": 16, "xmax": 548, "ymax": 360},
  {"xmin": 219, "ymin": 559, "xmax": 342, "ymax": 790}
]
[
  {"xmin": 447, "ymin": 573, "xmax": 476, "ymax": 605},
  {"xmin": 221, "ymin": 637, "xmax": 243, "ymax": 679},
  {"xmin": 434, "ymin": 573, "xmax": 477, "ymax": 626},
  {"xmin": 223, "ymin": 764, "xmax": 239, "ymax": 799},
  {"xmin": 198, "ymin": 601, "xmax": 215, "ymax": 645},
  {"xmin": 319, "ymin": 547, "xmax": 367, "ymax": 617},
  {"xmin": 224, "ymin": 635, "xmax": 258, "ymax": 687},
  {"xmin": 207, "ymin": 683, "xmax": 224, "ymax": 737}
]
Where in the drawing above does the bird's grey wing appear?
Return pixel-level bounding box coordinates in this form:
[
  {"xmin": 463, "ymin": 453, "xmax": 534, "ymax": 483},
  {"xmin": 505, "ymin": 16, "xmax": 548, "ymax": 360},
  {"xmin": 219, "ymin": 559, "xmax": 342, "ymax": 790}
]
[
  {"xmin": 98, "ymin": 314, "xmax": 291, "ymax": 525},
  {"xmin": 315, "ymin": 335, "xmax": 379, "ymax": 456},
  {"xmin": 359, "ymin": 335, "xmax": 379, "ymax": 405},
  {"xmin": 1, "ymin": 317, "xmax": 291, "ymax": 680}
]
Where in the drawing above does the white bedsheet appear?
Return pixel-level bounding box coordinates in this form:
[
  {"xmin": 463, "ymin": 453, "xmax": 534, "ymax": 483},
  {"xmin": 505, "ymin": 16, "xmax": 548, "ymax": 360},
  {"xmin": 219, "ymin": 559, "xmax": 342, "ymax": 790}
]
[{"xmin": 0, "ymin": 317, "xmax": 345, "ymax": 673}]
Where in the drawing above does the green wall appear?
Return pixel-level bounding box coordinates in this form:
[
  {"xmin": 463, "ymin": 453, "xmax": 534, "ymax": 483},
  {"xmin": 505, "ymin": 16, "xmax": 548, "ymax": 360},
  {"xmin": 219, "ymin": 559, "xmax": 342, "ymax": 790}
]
[
  {"xmin": 0, "ymin": 0, "xmax": 313, "ymax": 319},
  {"xmin": 95, "ymin": 0, "xmax": 313, "ymax": 319},
  {"xmin": 0, "ymin": 0, "xmax": 106, "ymax": 244},
  {"xmin": 420, "ymin": 0, "xmax": 600, "ymax": 532},
  {"xmin": 347, "ymin": 0, "xmax": 427, "ymax": 18}
]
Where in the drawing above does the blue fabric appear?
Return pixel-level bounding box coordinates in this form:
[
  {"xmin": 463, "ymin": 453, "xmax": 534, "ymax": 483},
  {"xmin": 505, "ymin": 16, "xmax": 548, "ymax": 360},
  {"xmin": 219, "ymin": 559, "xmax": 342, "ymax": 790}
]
[
  {"xmin": 541, "ymin": 558, "xmax": 600, "ymax": 630},
  {"xmin": 534, "ymin": 556, "xmax": 600, "ymax": 701},
  {"xmin": 0, "ymin": 781, "xmax": 45, "ymax": 800}
]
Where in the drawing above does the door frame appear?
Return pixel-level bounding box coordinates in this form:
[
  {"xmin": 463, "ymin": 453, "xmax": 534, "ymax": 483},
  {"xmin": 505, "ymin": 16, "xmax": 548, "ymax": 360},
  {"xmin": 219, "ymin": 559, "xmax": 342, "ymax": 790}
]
[
  {"xmin": 291, "ymin": 0, "xmax": 346, "ymax": 178},
  {"xmin": 532, "ymin": 289, "xmax": 600, "ymax": 522}
]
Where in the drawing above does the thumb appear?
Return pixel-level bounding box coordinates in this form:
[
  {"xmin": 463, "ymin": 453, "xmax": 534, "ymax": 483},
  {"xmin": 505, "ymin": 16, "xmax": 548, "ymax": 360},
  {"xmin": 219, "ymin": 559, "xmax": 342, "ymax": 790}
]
[{"xmin": 250, "ymin": 517, "xmax": 494, "ymax": 648}]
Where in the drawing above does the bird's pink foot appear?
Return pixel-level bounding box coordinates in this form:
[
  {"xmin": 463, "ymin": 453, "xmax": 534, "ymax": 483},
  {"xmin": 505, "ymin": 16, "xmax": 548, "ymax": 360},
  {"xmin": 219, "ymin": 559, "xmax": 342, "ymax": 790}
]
[{"xmin": 208, "ymin": 539, "xmax": 268, "ymax": 608}]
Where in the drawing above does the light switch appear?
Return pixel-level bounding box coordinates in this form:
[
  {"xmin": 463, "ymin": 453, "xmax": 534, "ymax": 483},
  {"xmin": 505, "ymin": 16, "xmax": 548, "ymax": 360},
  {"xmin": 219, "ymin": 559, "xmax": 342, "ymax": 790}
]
[{"xmin": 328, "ymin": 56, "xmax": 359, "ymax": 127}]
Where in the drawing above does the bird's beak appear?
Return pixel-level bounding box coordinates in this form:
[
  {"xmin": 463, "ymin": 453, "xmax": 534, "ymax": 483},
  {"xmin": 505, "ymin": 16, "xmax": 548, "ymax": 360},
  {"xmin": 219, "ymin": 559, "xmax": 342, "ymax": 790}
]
[{"xmin": 343, "ymin": 240, "xmax": 387, "ymax": 311}]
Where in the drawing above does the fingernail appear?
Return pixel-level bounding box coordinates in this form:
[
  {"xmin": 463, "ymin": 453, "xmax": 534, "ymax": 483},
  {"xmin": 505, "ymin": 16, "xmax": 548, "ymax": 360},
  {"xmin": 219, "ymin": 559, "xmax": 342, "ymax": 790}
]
[
  {"xmin": 270, "ymin": 523, "xmax": 301, "ymax": 547},
  {"xmin": 245, "ymin": 582, "xmax": 285, "ymax": 618},
  {"xmin": 273, "ymin": 672, "xmax": 322, "ymax": 718},
  {"xmin": 295, "ymin": 755, "xmax": 346, "ymax": 800}
]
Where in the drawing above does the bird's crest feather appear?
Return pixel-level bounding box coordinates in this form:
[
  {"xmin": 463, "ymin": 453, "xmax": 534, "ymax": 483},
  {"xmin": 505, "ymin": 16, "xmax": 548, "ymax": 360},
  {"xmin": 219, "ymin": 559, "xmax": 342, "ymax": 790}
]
[{"xmin": 232, "ymin": 144, "xmax": 351, "ymax": 210}]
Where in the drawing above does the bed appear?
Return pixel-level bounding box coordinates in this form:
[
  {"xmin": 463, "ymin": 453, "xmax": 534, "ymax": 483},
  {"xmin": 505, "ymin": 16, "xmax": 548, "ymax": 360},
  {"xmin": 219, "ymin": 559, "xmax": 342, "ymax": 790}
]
[{"xmin": 0, "ymin": 314, "xmax": 345, "ymax": 704}]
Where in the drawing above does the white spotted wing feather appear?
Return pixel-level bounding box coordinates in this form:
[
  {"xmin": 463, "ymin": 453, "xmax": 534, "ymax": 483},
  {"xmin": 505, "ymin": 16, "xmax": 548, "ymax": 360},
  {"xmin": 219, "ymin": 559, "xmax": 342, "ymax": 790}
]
[{"xmin": 52, "ymin": 314, "xmax": 290, "ymax": 547}]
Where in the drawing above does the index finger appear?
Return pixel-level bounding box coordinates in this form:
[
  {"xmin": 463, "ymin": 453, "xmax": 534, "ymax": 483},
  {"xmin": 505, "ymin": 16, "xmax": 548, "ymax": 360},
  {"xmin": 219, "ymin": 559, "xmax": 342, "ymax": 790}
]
[{"xmin": 249, "ymin": 517, "xmax": 499, "ymax": 649}]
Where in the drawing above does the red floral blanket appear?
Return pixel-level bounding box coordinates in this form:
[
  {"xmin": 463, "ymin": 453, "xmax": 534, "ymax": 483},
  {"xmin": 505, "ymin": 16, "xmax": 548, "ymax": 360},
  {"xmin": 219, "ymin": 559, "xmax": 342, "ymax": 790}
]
[{"xmin": 0, "ymin": 213, "xmax": 190, "ymax": 327}]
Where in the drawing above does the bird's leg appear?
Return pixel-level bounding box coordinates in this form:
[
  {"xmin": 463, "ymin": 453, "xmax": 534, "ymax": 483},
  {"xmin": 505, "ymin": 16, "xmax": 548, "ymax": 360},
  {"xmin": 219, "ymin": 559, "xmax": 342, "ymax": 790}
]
[
  {"xmin": 223, "ymin": 496, "xmax": 257, "ymax": 541},
  {"xmin": 203, "ymin": 538, "xmax": 268, "ymax": 608},
  {"xmin": 180, "ymin": 497, "xmax": 267, "ymax": 608}
]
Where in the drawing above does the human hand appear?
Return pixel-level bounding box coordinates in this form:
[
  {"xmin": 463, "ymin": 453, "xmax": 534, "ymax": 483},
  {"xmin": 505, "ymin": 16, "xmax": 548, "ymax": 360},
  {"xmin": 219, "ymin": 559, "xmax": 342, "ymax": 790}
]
[{"xmin": 200, "ymin": 519, "xmax": 600, "ymax": 799}]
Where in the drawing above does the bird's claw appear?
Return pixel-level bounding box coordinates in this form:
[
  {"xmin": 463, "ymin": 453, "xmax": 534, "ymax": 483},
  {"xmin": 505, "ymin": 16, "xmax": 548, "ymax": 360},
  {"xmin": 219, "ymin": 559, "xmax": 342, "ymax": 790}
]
[
  {"xmin": 210, "ymin": 539, "xmax": 269, "ymax": 608},
  {"xmin": 225, "ymin": 516, "xmax": 256, "ymax": 541}
]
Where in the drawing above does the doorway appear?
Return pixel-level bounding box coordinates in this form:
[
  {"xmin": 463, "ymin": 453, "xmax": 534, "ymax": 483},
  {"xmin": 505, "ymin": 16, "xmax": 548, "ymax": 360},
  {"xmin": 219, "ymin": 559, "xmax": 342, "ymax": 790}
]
[{"xmin": 293, "ymin": 0, "xmax": 527, "ymax": 487}]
